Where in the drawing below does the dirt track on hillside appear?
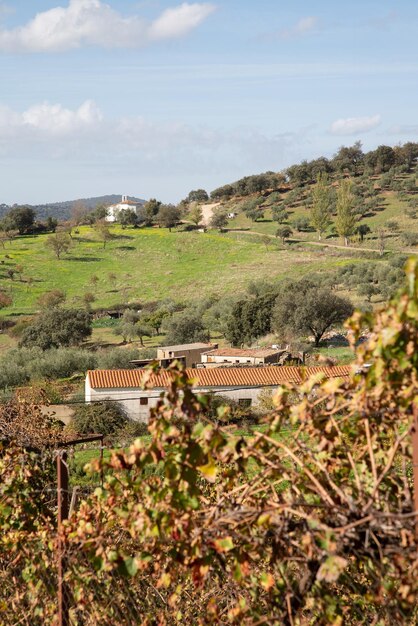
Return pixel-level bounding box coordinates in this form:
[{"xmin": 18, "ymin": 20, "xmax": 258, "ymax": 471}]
[
  {"xmin": 232, "ymin": 230, "xmax": 416, "ymax": 255},
  {"xmin": 201, "ymin": 203, "xmax": 220, "ymax": 226}
]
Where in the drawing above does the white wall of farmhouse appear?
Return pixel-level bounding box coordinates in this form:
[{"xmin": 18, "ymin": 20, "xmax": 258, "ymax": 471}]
[
  {"xmin": 202, "ymin": 354, "xmax": 267, "ymax": 365},
  {"xmin": 85, "ymin": 377, "xmax": 276, "ymax": 423}
]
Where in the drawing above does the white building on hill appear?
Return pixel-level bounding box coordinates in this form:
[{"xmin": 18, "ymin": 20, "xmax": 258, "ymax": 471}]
[{"xmin": 106, "ymin": 195, "xmax": 142, "ymax": 223}]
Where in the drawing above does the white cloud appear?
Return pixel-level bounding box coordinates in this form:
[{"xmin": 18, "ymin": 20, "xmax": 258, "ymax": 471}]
[
  {"xmin": 23, "ymin": 100, "xmax": 103, "ymax": 133},
  {"xmin": 0, "ymin": 0, "xmax": 215, "ymax": 52},
  {"xmin": 0, "ymin": 100, "xmax": 103, "ymax": 135},
  {"xmin": 0, "ymin": 99, "xmax": 300, "ymax": 176},
  {"xmin": 148, "ymin": 3, "xmax": 216, "ymax": 40},
  {"xmin": 330, "ymin": 114, "xmax": 381, "ymax": 135},
  {"xmin": 279, "ymin": 16, "xmax": 318, "ymax": 39}
]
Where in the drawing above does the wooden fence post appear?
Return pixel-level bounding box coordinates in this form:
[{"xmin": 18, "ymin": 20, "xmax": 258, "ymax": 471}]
[
  {"xmin": 412, "ymin": 404, "xmax": 418, "ymax": 541},
  {"xmin": 57, "ymin": 451, "xmax": 70, "ymax": 626}
]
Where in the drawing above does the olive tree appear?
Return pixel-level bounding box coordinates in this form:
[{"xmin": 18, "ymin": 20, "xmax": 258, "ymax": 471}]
[{"xmin": 272, "ymin": 280, "xmax": 354, "ymax": 346}]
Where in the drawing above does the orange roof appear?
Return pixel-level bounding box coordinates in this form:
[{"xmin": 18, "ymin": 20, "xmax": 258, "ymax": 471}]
[{"xmin": 87, "ymin": 366, "xmax": 350, "ymax": 390}]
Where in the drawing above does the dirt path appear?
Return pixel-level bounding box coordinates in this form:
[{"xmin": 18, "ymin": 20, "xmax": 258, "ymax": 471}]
[
  {"xmin": 231, "ymin": 229, "xmax": 416, "ymax": 255},
  {"xmin": 200, "ymin": 202, "xmax": 221, "ymax": 226}
]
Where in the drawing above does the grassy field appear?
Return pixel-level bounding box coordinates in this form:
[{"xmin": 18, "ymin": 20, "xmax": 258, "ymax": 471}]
[
  {"xmin": 0, "ymin": 176, "xmax": 416, "ymax": 362},
  {"xmin": 0, "ymin": 224, "xmax": 370, "ymax": 317}
]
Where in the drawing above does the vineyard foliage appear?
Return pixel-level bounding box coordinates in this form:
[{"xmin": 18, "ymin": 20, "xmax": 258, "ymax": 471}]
[{"xmin": 0, "ymin": 260, "xmax": 418, "ymax": 624}]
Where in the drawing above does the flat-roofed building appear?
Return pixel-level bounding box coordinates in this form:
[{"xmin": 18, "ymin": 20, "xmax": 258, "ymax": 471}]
[
  {"xmin": 201, "ymin": 347, "xmax": 284, "ymax": 366},
  {"xmin": 157, "ymin": 342, "xmax": 217, "ymax": 368}
]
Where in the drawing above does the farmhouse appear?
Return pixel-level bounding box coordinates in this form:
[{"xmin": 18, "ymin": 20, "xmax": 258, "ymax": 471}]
[
  {"xmin": 201, "ymin": 347, "xmax": 285, "ymax": 366},
  {"xmin": 105, "ymin": 195, "xmax": 142, "ymax": 223},
  {"xmin": 85, "ymin": 365, "xmax": 350, "ymax": 423},
  {"xmin": 156, "ymin": 342, "xmax": 217, "ymax": 368}
]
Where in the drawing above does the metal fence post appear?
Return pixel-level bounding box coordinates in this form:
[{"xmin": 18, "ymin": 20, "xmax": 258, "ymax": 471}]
[{"xmin": 57, "ymin": 451, "xmax": 70, "ymax": 626}]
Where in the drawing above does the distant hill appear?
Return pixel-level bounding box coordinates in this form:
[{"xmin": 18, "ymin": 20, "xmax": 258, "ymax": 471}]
[{"xmin": 0, "ymin": 195, "xmax": 146, "ymax": 222}]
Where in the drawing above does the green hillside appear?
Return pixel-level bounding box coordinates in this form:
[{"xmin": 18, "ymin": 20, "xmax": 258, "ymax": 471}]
[
  {"xmin": 1, "ymin": 166, "xmax": 418, "ymax": 322},
  {"xmin": 1, "ymin": 143, "xmax": 418, "ymax": 344},
  {"xmin": 218, "ymin": 176, "xmax": 418, "ymax": 253},
  {"xmin": 0, "ymin": 224, "xmax": 362, "ymax": 316}
]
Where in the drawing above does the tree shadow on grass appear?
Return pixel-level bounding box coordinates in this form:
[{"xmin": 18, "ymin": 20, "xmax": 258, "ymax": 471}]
[
  {"xmin": 284, "ymin": 239, "xmax": 302, "ymax": 247},
  {"xmin": 65, "ymin": 256, "xmax": 103, "ymax": 262},
  {"xmin": 116, "ymin": 246, "xmax": 135, "ymax": 251},
  {"xmin": 73, "ymin": 237, "xmax": 94, "ymax": 243}
]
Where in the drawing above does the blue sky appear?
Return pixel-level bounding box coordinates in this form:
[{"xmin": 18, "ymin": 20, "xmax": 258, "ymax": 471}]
[{"xmin": 1, "ymin": 0, "xmax": 417, "ymax": 204}]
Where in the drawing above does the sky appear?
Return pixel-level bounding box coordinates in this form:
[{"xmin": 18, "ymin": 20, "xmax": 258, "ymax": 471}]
[{"xmin": 1, "ymin": 0, "xmax": 418, "ymax": 204}]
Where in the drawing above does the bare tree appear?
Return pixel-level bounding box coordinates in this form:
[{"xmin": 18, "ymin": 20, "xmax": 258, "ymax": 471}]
[
  {"xmin": 45, "ymin": 233, "xmax": 72, "ymax": 260},
  {"xmin": 94, "ymin": 221, "xmax": 113, "ymax": 248}
]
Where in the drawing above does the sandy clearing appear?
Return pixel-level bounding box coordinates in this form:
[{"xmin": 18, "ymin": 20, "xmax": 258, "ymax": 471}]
[{"xmin": 200, "ymin": 202, "xmax": 221, "ymax": 226}]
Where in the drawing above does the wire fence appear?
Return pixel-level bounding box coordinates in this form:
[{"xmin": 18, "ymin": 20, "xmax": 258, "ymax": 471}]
[
  {"xmin": 0, "ymin": 520, "xmax": 147, "ymax": 626},
  {"xmin": 61, "ymin": 551, "xmax": 149, "ymax": 626}
]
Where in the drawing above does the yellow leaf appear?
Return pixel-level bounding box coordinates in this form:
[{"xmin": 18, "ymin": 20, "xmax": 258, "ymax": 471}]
[
  {"xmin": 198, "ymin": 457, "xmax": 217, "ymax": 482},
  {"xmin": 213, "ymin": 536, "xmax": 234, "ymax": 553},
  {"xmin": 260, "ymin": 572, "xmax": 275, "ymax": 591},
  {"xmin": 157, "ymin": 572, "xmax": 171, "ymax": 589}
]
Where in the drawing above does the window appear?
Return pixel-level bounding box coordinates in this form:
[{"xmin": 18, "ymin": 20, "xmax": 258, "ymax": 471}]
[
  {"xmin": 140, "ymin": 397, "xmax": 148, "ymax": 406},
  {"xmin": 238, "ymin": 398, "xmax": 252, "ymax": 407}
]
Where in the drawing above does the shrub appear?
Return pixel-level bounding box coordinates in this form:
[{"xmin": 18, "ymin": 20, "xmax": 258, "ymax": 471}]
[
  {"xmin": 20, "ymin": 309, "xmax": 92, "ymax": 350},
  {"xmin": 0, "ymin": 362, "xmax": 29, "ymax": 390},
  {"xmin": 401, "ymin": 231, "xmax": 418, "ymax": 246},
  {"xmin": 7, "ymin": 318, "xmax": 32, "ymax": 339},
  {"xmin": 112, "ymin": 420, "xmax": 149, "ymax": 446},
  {"xmin": 96, "ymin": 348, "xmax": 142, "ymax": 369},
  {"xmin": 28, "ymin": 348, "xmax": 97, "ymax": 380},
  {"xmin": 389, "ymin": 254, "xmax": 408, "ymax": 268},
  {"xmin": 291, "ymin": 216, "xmax": 310, "ymax": 231},
  {"xmin": 71, "ymin": 400, "xmax": 129, "ymax": 437},
  {"xmin": 163, "ymin": 310, "xmax": 209, "ymax": 345},
  {"xmin": 37, "ymin": 289, "xmax": 66, "ymax": 309}
]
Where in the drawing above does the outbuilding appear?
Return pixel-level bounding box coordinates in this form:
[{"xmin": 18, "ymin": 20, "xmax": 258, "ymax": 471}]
[{"xmin": 201, "ymin": 347, "xmax": 285, "ymax": 366}]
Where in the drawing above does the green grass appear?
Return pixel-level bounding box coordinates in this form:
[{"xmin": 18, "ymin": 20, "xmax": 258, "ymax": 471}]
[
  {"xmin": 226, "ymin": 186, "xmax": 418, "ymax": 251},
  {"xmin": 69, "ymin": 424, "xmax": 291, "ymax": 485},
  {"xmin": 0, "ymin": 224, "xmax": 367, "ymax": 316},
  {"xmin": 315, "ymin": 345, "xmax": 354, "ymax": 364}
]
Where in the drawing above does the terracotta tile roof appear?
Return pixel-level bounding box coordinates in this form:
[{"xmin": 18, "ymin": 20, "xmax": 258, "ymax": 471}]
[
  {"xmin": 203, "ymin": 347, "xmax": 282, "ymax": 358},
  {"xmin": 87, "ymin": 366, "xmax": 351, "ymax": 390}
]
